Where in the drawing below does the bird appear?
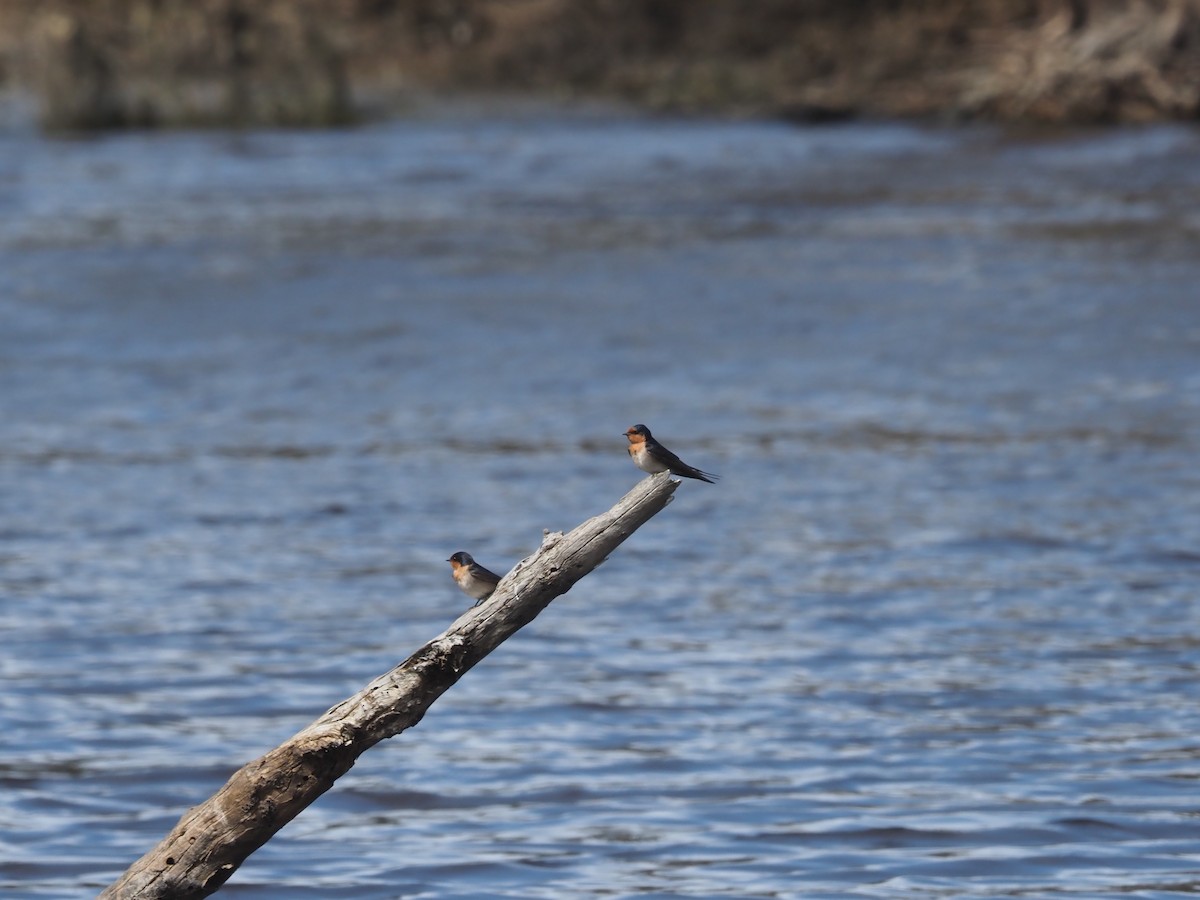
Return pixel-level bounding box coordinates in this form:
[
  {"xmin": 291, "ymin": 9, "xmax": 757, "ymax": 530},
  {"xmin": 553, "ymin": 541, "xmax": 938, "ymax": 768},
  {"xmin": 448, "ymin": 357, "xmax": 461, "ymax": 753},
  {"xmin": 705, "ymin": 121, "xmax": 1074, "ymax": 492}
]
[
  {"xmin": 623, "ymin": 424, "xmax": 718, "ymax": 483},
  {"xmin": 446, "ymin": 551, "xmax": 502, "ymax": 606}
]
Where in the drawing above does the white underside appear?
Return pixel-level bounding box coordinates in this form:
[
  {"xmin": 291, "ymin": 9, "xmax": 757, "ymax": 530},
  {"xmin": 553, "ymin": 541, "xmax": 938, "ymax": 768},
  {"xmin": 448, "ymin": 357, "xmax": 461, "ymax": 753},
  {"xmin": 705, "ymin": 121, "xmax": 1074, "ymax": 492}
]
[
  {"xmin": 455, "ymin": 569, "xmax": 496, "ymax": 600},
  {"xmin": 631, "ymin": 444, "xmax": 668, "ymax": 474}
]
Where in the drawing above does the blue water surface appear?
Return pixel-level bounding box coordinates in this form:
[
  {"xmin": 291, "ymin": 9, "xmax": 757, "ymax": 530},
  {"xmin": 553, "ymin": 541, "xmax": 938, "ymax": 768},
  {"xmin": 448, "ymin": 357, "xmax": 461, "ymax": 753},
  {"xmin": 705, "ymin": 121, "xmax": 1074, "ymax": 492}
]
[{"xmin": 1, "ymin": 110, "xmax": 1199, "ymax": 898}]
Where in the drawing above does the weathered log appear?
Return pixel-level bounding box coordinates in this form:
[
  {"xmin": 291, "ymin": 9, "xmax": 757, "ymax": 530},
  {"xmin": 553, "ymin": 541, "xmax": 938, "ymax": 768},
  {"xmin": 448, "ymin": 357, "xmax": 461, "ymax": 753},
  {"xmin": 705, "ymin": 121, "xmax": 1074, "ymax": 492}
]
[{"xmin": 100, "ymin": 472, "xmax": 679, "ymax": 900}]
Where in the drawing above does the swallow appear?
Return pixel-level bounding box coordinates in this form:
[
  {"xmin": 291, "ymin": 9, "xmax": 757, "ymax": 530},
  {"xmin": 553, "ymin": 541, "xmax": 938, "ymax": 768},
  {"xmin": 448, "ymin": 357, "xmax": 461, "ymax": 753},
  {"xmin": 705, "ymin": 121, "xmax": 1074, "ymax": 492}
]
[
  {"xmin": 447, "ymin": 551, "xmax": 502, "ymax": 606},
  {"xmin": 624, "ymin": 424, "xmax": 718, "ymax": 483}
]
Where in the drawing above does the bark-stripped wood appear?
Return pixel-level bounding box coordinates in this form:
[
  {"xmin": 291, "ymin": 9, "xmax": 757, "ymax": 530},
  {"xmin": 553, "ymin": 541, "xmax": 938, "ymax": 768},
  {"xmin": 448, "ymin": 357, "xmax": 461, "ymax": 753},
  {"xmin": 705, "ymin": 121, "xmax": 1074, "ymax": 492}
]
[{"xmin": 100, "ymin": 472, "xmax": 678, "ymax": 899}]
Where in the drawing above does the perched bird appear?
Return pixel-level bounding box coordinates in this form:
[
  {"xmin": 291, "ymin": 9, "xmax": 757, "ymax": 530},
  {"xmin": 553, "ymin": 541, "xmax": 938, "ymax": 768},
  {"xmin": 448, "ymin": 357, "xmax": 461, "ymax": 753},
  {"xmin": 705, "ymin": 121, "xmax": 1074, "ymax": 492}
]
[
  {"xmin": 623, "ymin": 424, "xmax": 718, "ymax": 483},
  {"xmin": 446, "ymin": 551, "xmax": 502, "ymax": 606}
]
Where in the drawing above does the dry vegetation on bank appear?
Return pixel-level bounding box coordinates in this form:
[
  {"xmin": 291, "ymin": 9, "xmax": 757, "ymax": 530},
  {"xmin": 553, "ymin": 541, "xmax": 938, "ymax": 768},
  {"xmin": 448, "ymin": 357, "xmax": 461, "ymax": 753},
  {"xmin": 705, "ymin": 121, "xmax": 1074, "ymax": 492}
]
[{"xmin": 2, "ymin": 0, "xmax": 1198, "ymax": 129}]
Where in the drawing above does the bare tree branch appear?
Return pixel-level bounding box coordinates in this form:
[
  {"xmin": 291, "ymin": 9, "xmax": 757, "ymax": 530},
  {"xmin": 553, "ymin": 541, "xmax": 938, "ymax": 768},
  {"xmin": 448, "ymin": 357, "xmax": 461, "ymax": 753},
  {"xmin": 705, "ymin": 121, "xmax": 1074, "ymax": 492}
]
[{"xmin": 100, "ymin": 472, "xmax": 680, "ymax": 899}]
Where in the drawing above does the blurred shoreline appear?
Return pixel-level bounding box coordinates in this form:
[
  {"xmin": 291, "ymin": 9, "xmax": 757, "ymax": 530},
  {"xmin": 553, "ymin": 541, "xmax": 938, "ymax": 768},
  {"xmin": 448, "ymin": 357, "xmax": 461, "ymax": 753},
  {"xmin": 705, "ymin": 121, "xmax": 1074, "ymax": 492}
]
[{"xmin": 2, "ymin": 0, "xmax": 1199, "ymax": 130}]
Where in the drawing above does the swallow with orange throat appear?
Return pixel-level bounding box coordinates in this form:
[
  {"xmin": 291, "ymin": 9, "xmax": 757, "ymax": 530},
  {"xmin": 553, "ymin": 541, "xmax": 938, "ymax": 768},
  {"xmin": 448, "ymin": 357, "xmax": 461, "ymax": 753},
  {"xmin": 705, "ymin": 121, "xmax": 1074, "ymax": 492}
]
[
  {"xmin": 447, "ymin": 551, "xmax": 502, "ymax": 606},
  {"xmin": 624, "ymin": 424, "xmax": 718, "ymax": 483}
]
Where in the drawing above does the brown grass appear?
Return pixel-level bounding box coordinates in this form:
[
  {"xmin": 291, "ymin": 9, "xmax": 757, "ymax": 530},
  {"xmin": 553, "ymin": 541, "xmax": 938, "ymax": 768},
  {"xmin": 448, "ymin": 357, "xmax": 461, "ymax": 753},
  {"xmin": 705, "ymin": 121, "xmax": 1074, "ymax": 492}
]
[{"xmin": 4, "ymin": 0, "xmax": 1198, "ymax": 128}]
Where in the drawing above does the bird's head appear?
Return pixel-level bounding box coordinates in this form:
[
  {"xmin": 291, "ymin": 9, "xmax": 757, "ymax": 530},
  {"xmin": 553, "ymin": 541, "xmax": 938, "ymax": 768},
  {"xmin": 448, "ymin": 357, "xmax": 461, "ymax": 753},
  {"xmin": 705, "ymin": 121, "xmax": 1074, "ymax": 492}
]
[{"xmin": 624, "ymin": 424, "xmax": 651, "ymax": 443}]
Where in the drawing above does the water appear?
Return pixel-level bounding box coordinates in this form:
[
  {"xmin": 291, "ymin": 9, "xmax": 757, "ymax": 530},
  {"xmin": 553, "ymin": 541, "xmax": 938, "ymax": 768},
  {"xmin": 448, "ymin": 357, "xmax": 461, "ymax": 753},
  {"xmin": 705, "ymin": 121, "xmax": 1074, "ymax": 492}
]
[{"xmin": 1, "ymin": 108, "xmax": 1199, "ymax": 898}]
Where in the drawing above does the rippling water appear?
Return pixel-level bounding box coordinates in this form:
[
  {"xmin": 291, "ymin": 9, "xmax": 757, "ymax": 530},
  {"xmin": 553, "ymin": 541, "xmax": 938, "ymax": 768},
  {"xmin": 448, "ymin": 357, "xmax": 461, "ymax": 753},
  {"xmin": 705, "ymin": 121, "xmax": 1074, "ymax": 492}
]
[{"xmin": 1, "ymin": 109, "xmax": 1199, "ymax": 899}]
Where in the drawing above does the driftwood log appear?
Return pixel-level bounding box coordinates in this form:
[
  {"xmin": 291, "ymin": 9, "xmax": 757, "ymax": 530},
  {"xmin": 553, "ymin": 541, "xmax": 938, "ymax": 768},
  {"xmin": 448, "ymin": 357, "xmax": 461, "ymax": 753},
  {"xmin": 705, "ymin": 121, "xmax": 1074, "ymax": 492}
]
[{"xmin": 100, "ymin": 472, "xmax": 679, "ymax": 899}]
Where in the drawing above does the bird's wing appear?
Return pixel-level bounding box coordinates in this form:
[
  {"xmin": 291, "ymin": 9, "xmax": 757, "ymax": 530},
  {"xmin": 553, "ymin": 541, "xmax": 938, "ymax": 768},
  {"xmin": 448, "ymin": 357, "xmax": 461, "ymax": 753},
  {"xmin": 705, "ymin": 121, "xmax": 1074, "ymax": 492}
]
[
  {"xmin": 472, "ymin": 564, "xmax": 502, "ymax": 585},
  {"xmin": 648, "ymin": 441, "xmax": 690, "ymax": 470},
  {"xmin": 652, "ymin": 441, "xmax": 719, "ymax": 482}
]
